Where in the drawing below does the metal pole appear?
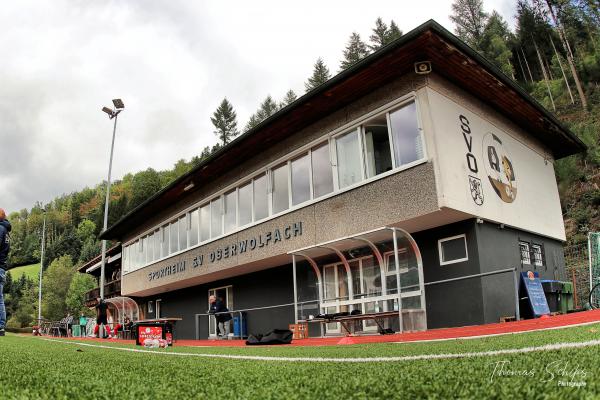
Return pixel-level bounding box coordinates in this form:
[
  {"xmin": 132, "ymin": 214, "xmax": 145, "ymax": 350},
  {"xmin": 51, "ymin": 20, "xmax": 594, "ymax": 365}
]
[
  {"xmin": 588, "ymin": 233, "xmax": 593, "ymax": 293},
  {"xmin": 100, "ymin": 114, "xmax": 119, "ymax": 300},
  {"xmin": 37, "ymin": 214, "xmax": 46, "ymax": 322},
  {"xmin": 392, "ymin": 229, "xmax": 403, "ymax": 333},
  {"xmin": 292, "ymin": 254, "xmax": 298, "ymax": 324},
  {"xmin": 513, "ymin": 268, "xmax": 521, "ymax": 321}
]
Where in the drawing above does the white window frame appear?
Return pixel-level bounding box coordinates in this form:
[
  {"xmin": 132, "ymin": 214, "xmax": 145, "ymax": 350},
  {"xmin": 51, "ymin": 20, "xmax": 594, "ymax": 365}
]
[{"xmin": 438, "ymin": 234, "xmax": 469, "ymax": 266}]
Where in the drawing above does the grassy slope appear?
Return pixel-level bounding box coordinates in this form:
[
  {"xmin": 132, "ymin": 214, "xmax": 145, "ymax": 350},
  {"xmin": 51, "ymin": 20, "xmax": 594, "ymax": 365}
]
[
  {"xmin": 7, "ymin": 263, "xmax": 39, "ymax": 282},
  {"xmin": 1, "ymin": 323, "xmax": 599, "ymax": 399}
]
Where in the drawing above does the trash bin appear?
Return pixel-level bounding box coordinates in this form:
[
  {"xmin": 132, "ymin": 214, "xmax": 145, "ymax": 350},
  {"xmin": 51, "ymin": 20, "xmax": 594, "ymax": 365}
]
[
  {"xmin": 71, "ymin": 324, "xmax": 80, "ymax": 337},
  {"xmin": 541, "ymin": 280, "xmax": 562, "ymax": 313},
  {"xmin": 560, "ymin": 281, "xmax": 574, "ymax": 313},
  {"xmin": 233, "ymin": 313, "xmax": 247, "ymax": 338}
]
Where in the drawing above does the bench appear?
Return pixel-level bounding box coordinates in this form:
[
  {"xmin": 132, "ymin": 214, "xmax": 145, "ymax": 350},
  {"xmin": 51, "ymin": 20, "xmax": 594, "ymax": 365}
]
[{"xmin": 299, "ymin": 310, "xmax": 424, "ymax": 336}]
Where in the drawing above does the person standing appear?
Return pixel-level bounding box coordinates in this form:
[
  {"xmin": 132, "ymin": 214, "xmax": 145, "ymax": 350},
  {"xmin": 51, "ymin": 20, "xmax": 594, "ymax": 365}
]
[
  {"xmin": 95, "ymin": 298, "xmax": 109, "ymax": 338},
  {"xmin": 79, "ymin": 312, "xmax": 88, "ymax": 337},
  {"xmin": 208, "ymin": 295, "xmax": 232, "ymax": 339},
  {"xmin": 0, "ymin": 208, "xmax": 12, "ymax": 337}
]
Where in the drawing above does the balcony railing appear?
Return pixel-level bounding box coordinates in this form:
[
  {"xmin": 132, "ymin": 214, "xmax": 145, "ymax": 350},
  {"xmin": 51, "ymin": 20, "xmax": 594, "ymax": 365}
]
[{"xmin": 84, "ymin": 279, "xmax": 121, "ymax": 307}]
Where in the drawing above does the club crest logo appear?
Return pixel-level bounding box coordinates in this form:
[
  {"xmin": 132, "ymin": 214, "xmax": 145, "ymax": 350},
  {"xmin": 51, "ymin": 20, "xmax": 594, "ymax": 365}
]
[
  {"xmin": 483, "ymin": 133, "xmax": 517, "ymax": 203},
  {"xmin": 469, "ymin": 175, "xmax": 484, "ymax": 205}
]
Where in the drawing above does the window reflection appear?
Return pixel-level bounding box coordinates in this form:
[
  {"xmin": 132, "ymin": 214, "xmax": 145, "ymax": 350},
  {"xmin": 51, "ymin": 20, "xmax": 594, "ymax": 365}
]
[
  {"xmin": 272, "ymin": 163, "xmax": 289, "ymax": 214},
  {"xmin": 363, "ymin": 114, "xmax": 392, "ymax": 178},
  {"xmin": 253, "ymin": 174, "xmax": 268, "ymax": 221},
  {"xmin": 291, "ymin": 154, "xmax": 310, "ymax": 206},
  {"xmin": 389, "ymin": 102, "xmax": 422, "ymax": 166},
  {"xmin": 238, "ymin": 182, "xmax": 252, "ymax": 226},
  {"xmin": 311, "ymin": 143, "xmax": 333, "ymax": 198},
  {"xmin": 336, "ymin": 130, "xmax": 362, "ymax": 189}
]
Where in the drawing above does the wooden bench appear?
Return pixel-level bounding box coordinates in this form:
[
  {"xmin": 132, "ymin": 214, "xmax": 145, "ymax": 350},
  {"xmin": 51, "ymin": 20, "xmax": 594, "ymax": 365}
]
[{"xmin": 299, "ymin": 311, "xmax": 412, "ymax": 336}]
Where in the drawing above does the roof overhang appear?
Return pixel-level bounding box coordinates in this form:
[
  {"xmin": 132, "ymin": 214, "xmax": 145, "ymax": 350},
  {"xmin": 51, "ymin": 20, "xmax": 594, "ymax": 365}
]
[{"xmin": 100, "ymin": 19, "xmax": 585, "ymax": 241}]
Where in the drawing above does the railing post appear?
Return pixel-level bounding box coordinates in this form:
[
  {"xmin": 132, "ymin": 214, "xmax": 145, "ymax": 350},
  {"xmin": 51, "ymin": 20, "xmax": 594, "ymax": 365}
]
[
  {"xmin": 513, "ymin": 268, "xmax": 521, "ymax": 321},
  {"xmin": 292, "ymin": 254, "xmax": 298, "ymax": 324}
]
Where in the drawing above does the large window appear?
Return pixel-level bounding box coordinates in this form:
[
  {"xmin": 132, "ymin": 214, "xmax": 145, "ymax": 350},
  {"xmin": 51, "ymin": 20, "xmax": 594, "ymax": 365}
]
[
  {"xmin": 238, "ymin": 182, "xmax": 252, "ymax": 226},
  {"xmin": 389, "ymin": 102, "xmax": 422, "ymax": 167},
  {"xmin": 124, "ymin": 96, "xmax": 425, "ymax": 274},
  {"xmin": 211, "ymin": 198, "xmax": 222, "ymax": 238},
  {"xmin": 161, "ymin": 225, "xmax": 169, "ymax": 258},
  {"xmin": 224, "ymin": 190, "xmax": 237, "ymax": 234},
  {"xmin": 363, "ymin": 115, "xmax": 393, "ymax": 178},
  {"xmin": 189, "ymin": 210, "xmax": 199, "ymax": 247},
  {"xmin": 200, "ymin": 204, "xmax": 210, "ymax": 242},
  {"xmin": 169, "ymin": 221, "xmax": 178, "ymax": 254},
  {"xmin": 254, "ymin": 174, "xmax": 268, "ymax": 221},
  {"xmin": 291, "ymin": 154, "xmax": 310, "ymax": 206},
  {"xmin": 272, "ymin": 163, "xmax": 289, "ymax": 214},
  {"xmin": 336, "ymin": 130, "xmax": 362, "ymax": 189},
  {"xmin": 311, "ymin": 142, "xmax": 333, "ymax": 198}
]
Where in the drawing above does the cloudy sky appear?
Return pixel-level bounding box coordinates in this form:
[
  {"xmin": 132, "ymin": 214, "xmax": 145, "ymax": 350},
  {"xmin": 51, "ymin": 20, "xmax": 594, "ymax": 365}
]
[{"xmin": 0, "ymin": 0, "xmax": 516, "ymax": 214}]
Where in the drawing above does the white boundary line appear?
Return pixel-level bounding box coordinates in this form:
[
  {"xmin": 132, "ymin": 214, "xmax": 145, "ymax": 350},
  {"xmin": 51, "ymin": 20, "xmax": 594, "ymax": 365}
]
[
  {"xmin": 393, "ymin": 320, "xmax": 600, "ymax": 344},
  {"xmin": 40, "ymin": 338, "xmax": 600, "ymax": 363}
]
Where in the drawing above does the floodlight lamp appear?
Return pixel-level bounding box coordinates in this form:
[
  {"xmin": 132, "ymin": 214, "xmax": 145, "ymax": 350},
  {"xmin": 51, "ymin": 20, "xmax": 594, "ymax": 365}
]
[
  {"xmin": 102, "ymin": 106, "xmax": 114, "ymax": 117},
  {"xmin": 112, "ymin": 99, "xmax": 124, "ymax": 109}
]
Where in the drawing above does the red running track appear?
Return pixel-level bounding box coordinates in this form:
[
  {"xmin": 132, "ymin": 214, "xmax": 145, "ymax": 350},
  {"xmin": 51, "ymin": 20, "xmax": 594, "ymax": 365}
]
[{"xmin": 56, "ymin": 309, "xmax": 600, "ymax": 347}]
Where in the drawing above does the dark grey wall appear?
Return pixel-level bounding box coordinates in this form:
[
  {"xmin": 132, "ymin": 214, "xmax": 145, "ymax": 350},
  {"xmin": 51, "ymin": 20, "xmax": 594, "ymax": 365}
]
[
  {"xmin": 146, "ymin": 265, "xmax": 295, "ymax": 340},
  {"xmin": 413, "ymin": 219, "xmax": 484, "ymax": 329},
  {"xmin": 475, "ymin": 221, "xmax": 566, "ymax": 324}
]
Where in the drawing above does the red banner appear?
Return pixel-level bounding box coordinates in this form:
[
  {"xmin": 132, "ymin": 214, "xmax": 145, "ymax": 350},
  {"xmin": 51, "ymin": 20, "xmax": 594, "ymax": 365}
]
[{"xmin": 138, "ymin": 326, "xmax": 163, "ymax": 342}]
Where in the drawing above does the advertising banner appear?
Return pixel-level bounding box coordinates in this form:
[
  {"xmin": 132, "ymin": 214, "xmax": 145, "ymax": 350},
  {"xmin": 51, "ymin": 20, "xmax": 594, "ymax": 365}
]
[
  {"xmin": 427, "ymin": 88, "xmax": 565, "ymax": 241},
  {"xmin": 138, "ymin": 325, "xmax": 163, "ymax": 342}
]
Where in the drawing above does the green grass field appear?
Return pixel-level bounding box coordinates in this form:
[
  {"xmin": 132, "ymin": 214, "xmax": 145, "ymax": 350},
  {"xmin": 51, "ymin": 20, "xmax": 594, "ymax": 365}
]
[
  {"xmin": 1, "ymin": 324, "xmax": 599, "ymax": 399},
  {"xmin": 8, "ymin": 263, "xmax": 40, "ymax": 281}
]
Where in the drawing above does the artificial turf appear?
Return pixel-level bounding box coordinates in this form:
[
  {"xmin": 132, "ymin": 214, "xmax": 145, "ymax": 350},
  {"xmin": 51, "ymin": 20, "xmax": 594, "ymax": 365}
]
[{"xmin": 1, "ymin": 324, "xmax": 599, "ymax": 399}]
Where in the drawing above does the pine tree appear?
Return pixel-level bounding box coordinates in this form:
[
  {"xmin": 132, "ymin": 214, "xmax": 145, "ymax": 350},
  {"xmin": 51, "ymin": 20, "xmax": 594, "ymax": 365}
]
[
  {"xmin": 480, "ymin": 11, "xmax": 516, "ymax": 77},
  {"xmin": 369, "ymin": 17, "xmax": 389, "ymax": 51},
  {"xmin": 210, "ymin": 98, "xmax": 239, "ymax": 145},
  {"xmin": 450, "ymin": 0, "xmax": 489, "ymax": 49},
  {"xmin": 280, "ymin": 89, "xmax": 298, "ymax": 107},
  {"xmin": 244, "ymin": 95, "xmax": 280, "ymax": 131},
  {"xmin": 385, "ymin": 20, "xmax": 403, "ymax": 44},
  {"xmin": 340, "ymin": 32, "xmax": 369, "ymax": 70},
  {"xmin": 305, "ymin": 58, "xmax": 331, "ymax": 91}
]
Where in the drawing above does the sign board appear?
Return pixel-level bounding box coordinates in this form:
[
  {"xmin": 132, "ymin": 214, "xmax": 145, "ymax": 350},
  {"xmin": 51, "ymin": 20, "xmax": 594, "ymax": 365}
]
[
  {"xmin": 521, "ymin": 271, "xmax": 550, "ymax": 317},
  {"xmin": 137, "ymin": 325, "xmax": 163, "ymax": 343},
  {"xmin": 426, "ymin": 88, "xmax": 566, "ymax": 241}
]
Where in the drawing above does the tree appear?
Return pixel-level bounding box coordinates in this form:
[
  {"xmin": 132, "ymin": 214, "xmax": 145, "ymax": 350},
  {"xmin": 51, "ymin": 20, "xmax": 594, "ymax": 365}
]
[
  {"xmin": 340, "ymin": 32, "xmax": 369, "ymax": 70},
  {"xmin": 305, "ymin": 58, "xmax": 331, "ymax": 91},
  {"xmin": 386, "ymin": 20, "xmax": 403, "ymax": 44},
  {"xmin": 210, "ymin": 98, "xmax": 239, "ymax": 145},
  {"xmin": 65, "ymin": 272, "xmax": 96, "ymax": 316},
  {"xmin": 480, "ymin": 11, "xmax": 516, "ymax": 77},
  {"xmin": 129, "ymin": 168, "xmax": 162, "ymax": 210},
  {"xmin": 42, "ymin": 255, "xmax": 75, "ymax": 321},
  {"xmin": 75, "ymin": 219, "xmax": 96, "ymax": 243},
  {"xmin": 369, "ymin": 17, "xmax": 389, "ymax": 51},
  {"xmin": 78, "ymin": 237, "xmax": 101, "ymax": 264},
  {"xmin": 43, "ymin": 229, "xmax": 81, "ymax": 267},
  {"xmin": 280, "ymin": 90, "xmax": 298, "ymax": 107},
  {"xmin": 244, "ymin": 96, "xmax": 280, "ymax": 131},
  {"xmin": 450, "ymin": 0, "xmax": 489, "ymax": 49}
]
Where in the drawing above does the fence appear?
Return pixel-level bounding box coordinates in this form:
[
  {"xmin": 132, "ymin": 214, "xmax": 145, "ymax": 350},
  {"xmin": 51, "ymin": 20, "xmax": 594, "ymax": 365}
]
[{"xmin": 564, "ymin": 232, "xmax": 600, "ymax": 309}]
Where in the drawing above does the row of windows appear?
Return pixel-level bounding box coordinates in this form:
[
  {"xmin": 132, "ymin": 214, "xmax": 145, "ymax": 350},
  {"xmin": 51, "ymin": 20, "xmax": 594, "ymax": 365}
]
[{"xmin": 123, "ymin": 99, "xmax": 425, "ymax": 273}]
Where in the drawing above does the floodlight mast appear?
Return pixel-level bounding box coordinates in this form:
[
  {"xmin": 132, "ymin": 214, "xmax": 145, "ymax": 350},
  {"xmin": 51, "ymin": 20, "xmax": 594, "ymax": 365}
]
[{"xmin": 99, "ymin": 99, "xmax": 124, "ymax": 305}]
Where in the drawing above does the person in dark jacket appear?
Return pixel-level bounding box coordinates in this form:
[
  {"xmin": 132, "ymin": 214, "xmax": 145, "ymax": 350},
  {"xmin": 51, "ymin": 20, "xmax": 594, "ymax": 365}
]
[
  {"xmin": 0, "ymin": 208, "xmax": 11, "ymax": 336},
  {"xmin": 208, "ymin": 295, "xmax": 232, "ymax": 339}
]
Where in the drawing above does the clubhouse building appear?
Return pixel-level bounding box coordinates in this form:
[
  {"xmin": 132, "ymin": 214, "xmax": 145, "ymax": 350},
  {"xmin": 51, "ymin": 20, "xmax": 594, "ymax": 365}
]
[{"xmin": 94, "ymin": 20, "xmax": 585, "ymax": 339}]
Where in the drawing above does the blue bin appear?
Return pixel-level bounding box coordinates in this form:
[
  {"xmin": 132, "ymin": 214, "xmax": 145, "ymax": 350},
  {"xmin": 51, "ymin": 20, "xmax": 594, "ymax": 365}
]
[{"xmin": 233, "ymin": 313, "xmax": 247, "ymax": 338}]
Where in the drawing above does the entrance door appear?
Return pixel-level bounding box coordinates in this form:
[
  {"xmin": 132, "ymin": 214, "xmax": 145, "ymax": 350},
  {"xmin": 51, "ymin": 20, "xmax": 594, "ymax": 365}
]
[{"xmin": 208, "ymin": 286, "xmax": 233, "ymax": 338}]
